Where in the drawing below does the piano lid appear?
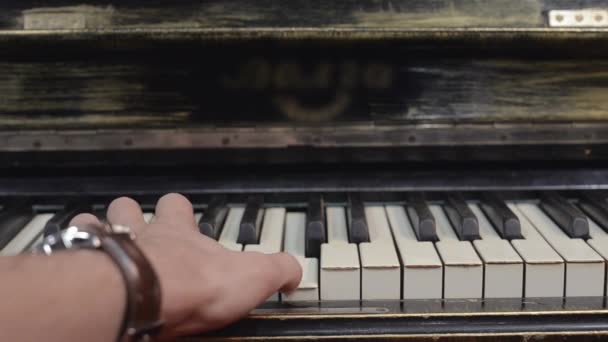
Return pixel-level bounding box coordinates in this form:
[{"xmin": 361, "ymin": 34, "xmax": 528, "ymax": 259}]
[{"xmin": 0, "ymin": 0, "xmax": 607, "ymax": 39}]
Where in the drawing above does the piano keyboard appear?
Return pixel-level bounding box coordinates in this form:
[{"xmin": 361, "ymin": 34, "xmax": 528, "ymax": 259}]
[{"xmin": 2, "ymin": 192, "xmax": 608, "ymax": 302}]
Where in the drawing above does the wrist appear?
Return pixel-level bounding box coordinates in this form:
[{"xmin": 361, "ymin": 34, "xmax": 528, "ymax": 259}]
[
  {"xmin": 36, "ymin": 223, "xmax": 164, "ymax": 341},
  {"xmin": 75, "ymin": 250, "xmax": 128, "ymax": 339},
  {"xmin": 0, "ymin": 251, "xmax": 126, "ymax": 342},
  {"xmin": 57, "ymin": 251, "xmax": 127, "ymax": 340}
]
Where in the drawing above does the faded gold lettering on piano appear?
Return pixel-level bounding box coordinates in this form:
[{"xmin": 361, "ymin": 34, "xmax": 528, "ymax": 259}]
[
  {"xmin": 221, "ymin": 59, "xmax": 272, "ymax": 90},
  {"xmin": 365, "ymin": 63, "xmax": 393, "ymax": 89},
  {"xmin": 274, "ymin": 63, "xmax": 332, "ymax": 89},
  {"xmin": 219, "ymin": 60, "xmax": 394, "ymax": 121},
  {"xmin": 273, "ymin": 91, "xmax": 352, "ymax": 122},
  {"xmin": 220, "ymin": 60, "xmax": 394, "ymax": 90}
]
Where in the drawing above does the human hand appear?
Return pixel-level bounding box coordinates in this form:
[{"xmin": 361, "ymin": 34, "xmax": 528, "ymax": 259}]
[{"xmin": 70, "ymin": 193, "xmax": 302, "ymax": 339}]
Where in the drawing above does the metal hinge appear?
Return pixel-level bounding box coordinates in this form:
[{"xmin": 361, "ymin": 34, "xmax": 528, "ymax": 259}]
[{"xmin": 548, "ymin": 9, "xmax": 608, "ymax": 27}]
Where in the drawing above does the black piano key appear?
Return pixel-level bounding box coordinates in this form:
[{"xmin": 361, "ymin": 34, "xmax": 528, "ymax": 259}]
[
  {"xmin": 43, "ymin": 202, "xmax": 92, "ymax": 237},
  {"xmin": 347, "ymin": 193, "xmax": 370, "ymax": 243},
  {"xmin": 198, "ymin": 195, "xmax": 229, "ymax": 239},
  {"xmin": 577, "ymin": 192, "xmax": 608, "ymax": 232},
  {"xmin": 480, "ymin": 193, "xmax": 523, "ymax": 240},
  {"xmin": 0, "ymin": 201, "xmax": 34, "ymax": 249},
  {"xmin": 93, "ymin": 206, "xmax": 107, "ymax": 222},
  {"xmin": 540, "ymin": 193, "xmax": 589, "ymax": 238},
  {"xmin": 406, "ymin": 193, "xmax": 437, "ymax": 241},
  {"xmin": 236, "ymin": 196, "xmax": 263, "ymax": 245},
  {"xmin": 305, "ymin": 195, "xmax": 326, "ymax": 258},
  {"xmin": 443, "ymin": 193, "xmax": 480, "ymax": 241}
]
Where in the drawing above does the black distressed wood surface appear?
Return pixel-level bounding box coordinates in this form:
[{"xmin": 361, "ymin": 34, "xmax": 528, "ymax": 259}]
[
  {"xmin": 0, "ymin": 0, "xmax": 605, "ymax": 36},
  {"xmin": 0, "ymin": 0, "xmax": 569, "ymax": 30},
  {"xmin": 1, "ymin": 57, "xmax": 606, "ymax": 129}
]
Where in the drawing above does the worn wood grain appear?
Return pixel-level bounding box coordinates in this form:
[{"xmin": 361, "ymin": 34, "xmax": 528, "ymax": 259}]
[
  {"xmin": 0, "ymin": 0, "xmax": 606, "ymax": 32},
  {"xmin": 0, "ymin": 57, "xmax": 606, "ymax": 129}
]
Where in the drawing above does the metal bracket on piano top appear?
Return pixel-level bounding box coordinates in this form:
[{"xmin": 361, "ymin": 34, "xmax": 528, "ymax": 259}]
[
  {"xmin": 549, "ymin": 9, "xmax": 608, "ymax": 28},
  {"xmin": 22, "ymin": 6, "xmax": 114, "ymax": 30}
]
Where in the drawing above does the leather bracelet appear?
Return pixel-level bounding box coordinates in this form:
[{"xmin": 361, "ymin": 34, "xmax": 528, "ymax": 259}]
[{"xmin": 37, "ymin": 223, "xmax": 164, "ymax": 341}]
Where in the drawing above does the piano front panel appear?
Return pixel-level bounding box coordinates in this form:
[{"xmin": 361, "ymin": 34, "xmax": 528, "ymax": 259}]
[{"xmin": 1, "ymin": 1, "xmax": 608, "ymax": 340}]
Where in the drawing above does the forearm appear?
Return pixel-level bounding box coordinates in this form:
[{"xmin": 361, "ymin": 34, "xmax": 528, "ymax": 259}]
[{"xmin": 0, "ymin": 251, "xmax": 125, "ymax": 342}]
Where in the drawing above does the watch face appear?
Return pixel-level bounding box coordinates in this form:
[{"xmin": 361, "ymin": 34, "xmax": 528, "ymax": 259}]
[{"xmin": 36, "ymin": 226, "xmax": 102, "ymax": 255}]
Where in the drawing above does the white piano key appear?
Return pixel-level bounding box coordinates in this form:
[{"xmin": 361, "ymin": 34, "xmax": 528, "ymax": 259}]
[
  {"xmin": 143, "ymin": 212, "xmax": 154, "ymax": 224},
  {"xmin": 1, "ymin": 213, "xmax": 53, "ymax": 256},
  {"xmin": 589, "ymin": 217, "xmax": 608, "ymax": 239},
  {"xmin": 508, "ymin": 203, "xmax": 565, "ymax": 298},
  {"xmin": 517, "ymin": 202, "xmax": 604, "ymax": 297},
  {"xmin": 586, "ymin": 218, "xmax": 608, "ymax": 295},
  {"xmin": 320, "ymin": 207, "xmax": 360, "ymax": 300},
  {"xmin": 194, "ymin": 213, "xmax": 203, "ymax": 223},
  {"xmin": 284, "ymin": 214, "xmax": 306, "ymax": 256},
  {"xmin": 245, "ymin": 208, "xmax": 286, "ymax": 254},
  {"xmin": 282, "ymin": 212, "xmax": 319, "ymax": 302},
  {"xmin": 31, "ymin": 234, "xmax": 44, "ymax": 250},
  {"xmin": 285, "ymin": 257, "xmax": 319, "ymax": 302},
  {"xmin": 469, "ymin": 204, "xmax": 523, "ymax": 298},
  {"xmin": 218, "ymin": 207, "xmax": 245, "ymax": 252},
  {"xmin": 360, "ymin": 206, "xmax": 400, "ymax": 300},
  {"xmin": 433, "ymin": 205, "xmax": 458, "ymax": 241},
  {"xmin": 244, "ymin": 207, "xmax": 286, "ymax": 302},
  {"xmin": 431, "ymin": 205, "xmax": 483, "ymax": 299},
  {"xmin": 386, "ymin": 205, "xmax": 442, "ymax": 299}
]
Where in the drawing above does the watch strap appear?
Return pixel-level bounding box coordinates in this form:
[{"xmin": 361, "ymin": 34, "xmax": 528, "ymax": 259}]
[{"xmin": 87, "ymin": 224, "xmax": 164, "ymax": 342}]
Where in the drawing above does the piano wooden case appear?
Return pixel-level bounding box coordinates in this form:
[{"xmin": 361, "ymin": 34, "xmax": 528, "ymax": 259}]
[{"xmin": 1, "ymin": 0, "xmax": 608, "ymax": 341}]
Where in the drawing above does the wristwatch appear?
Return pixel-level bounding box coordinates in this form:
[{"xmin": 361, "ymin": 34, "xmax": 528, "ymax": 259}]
[{"xmin": 36, "ymin": 223, "xmax": 164, "ymax": 342}]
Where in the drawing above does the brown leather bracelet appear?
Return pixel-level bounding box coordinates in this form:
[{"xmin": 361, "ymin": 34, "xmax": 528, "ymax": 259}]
[{"xmin": 84, "ymin": 224, "xmax": 164, "ymax": 342}]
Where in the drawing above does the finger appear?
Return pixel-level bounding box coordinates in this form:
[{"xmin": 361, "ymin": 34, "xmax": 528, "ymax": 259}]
[
  {"xmin": 69, "ymin": 213, "xmax": 101, "ymax": 227},
  {"xmin": 236, "ymin": 251, "xmax": 302, "ymax": 301},
  {"xmin": 106, "ymin": 197, "xmax": 146, "ymax": 233},
  {"xmin": 170, "ymin": 251, "xmax": 303, "ymax": 335},
  {"xmin": 267, "ymin": 252, "xmax": 302, "ymax": 292},
  {"xmin": 153, "ymin": 193, "xmax": 196, "ymax": 230}
]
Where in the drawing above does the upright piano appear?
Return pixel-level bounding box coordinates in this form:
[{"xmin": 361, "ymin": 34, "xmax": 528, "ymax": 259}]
[{"xmin": 1, "ymin": 0, "xmax": 608, "ymax": 340}]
